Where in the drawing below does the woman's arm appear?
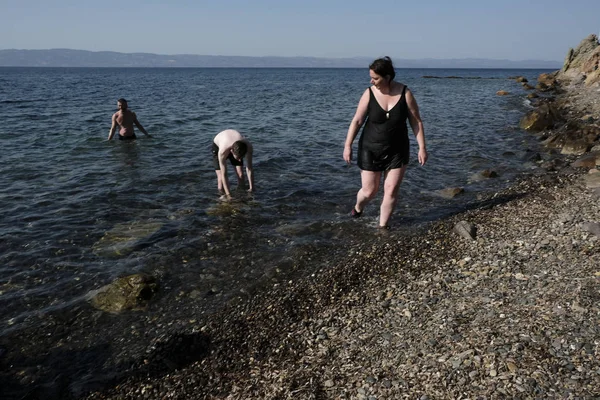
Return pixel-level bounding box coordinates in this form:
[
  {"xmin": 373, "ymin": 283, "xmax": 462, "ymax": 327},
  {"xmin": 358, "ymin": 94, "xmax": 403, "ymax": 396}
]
[
  {"xmin": 343, "ymin": 89, "xmax": 370, "ymax": 164},
  {"xmin": 406, "ymin": 89, "xmax": 428, "ymax": 166}
]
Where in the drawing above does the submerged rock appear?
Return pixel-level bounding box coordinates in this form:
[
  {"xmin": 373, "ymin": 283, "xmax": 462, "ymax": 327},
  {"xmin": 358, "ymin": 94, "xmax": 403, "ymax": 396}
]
[
  {"xmin": 470, "ymin": 169, "xmax": 499, "ymax": 182},
  {"xmin": 437, "ymin": 187, "xmax": 465, "ymax": 199},
  {"xmin": 93, "ymin": 221, "xmax": 163, "ymax": 258},
  {"xmin": 206, "ymin": 201, "xmax": 242, "ymax": 217},
  {"xmin": 90, "ymin": 273, "xmax": 158, "ymax": 313}
]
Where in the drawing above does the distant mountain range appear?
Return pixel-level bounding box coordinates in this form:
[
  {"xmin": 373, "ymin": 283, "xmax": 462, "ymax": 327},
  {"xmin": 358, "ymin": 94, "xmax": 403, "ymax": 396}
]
[{"xmin": 0, "ymin": 49, "xmax": 562, "ymax": 69}]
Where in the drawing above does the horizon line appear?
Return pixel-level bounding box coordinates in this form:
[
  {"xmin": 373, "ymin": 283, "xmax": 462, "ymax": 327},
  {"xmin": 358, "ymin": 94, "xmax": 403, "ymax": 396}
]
[{"xmin": 0, "ymin": 48, "xmax": 563, "ymax": 64}]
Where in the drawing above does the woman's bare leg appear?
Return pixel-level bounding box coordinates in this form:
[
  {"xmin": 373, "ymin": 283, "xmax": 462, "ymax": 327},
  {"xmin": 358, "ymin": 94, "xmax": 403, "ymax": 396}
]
[
  {"xmin": 354, "ymin": 170, "xmax": 381, "ymax": 213},
  {"xmin": 379, "ymin": 166, "xmax": 407, "ymax": 227}
]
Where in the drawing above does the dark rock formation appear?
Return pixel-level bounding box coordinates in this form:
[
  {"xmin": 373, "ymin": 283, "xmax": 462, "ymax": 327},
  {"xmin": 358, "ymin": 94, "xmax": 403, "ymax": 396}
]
[
  {"xmin": 90, "ymin": 273, "xmax": 159, "ymax": 313},
  {"xmin": 519, "ymin": 103, "xmax": 558, "ymax": 132}
]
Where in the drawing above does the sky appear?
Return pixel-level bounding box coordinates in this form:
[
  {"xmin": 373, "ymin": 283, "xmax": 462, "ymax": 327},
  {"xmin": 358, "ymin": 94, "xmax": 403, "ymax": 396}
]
[{"xmin": 1, "ymin": 0, "xmax": 598, "ymax": 62}]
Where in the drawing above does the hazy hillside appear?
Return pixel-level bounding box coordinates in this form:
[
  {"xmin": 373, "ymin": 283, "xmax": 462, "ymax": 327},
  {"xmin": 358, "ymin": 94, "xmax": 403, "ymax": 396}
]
[{"xmin": 0, "ymin": 49, "xmax": 562, "ymax": 69}]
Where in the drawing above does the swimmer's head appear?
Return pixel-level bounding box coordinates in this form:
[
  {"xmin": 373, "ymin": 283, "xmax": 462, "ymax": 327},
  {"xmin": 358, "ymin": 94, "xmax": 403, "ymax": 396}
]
[
  {"xmin": 117, "ymin": 98, "xmax": 128, "ymax": 110},
  {"xmin": 231, "ymin": 141, "xmax": 247, "ymax": 161}
]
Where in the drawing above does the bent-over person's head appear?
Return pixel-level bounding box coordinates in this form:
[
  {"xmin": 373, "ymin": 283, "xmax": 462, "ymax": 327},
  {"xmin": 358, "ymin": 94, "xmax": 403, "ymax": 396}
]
[
  {"xmin": 231, "ymin": 140, "xmax": 248, "ymax": 161},
  {"xmin": 117, "ymin": 98, "xmax": 128, "ymax": 110},
  {"xmin": 369, "ymin": 57, "xmax": 396, "ymax": 82}
]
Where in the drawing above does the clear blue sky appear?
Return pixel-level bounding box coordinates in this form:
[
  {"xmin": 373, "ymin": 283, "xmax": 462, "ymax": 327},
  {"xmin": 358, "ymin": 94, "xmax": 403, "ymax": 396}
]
[{"xmin": 1, "ymin": 0, "xmax": 598, "ymax": 61}]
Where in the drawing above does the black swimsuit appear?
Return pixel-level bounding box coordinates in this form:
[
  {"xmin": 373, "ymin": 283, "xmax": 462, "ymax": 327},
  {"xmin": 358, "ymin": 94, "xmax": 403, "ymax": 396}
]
[
  {"xmin": 118, "ymin": 134, "xmax": 136, "ymax": 141},
  {"xmin": 357, "ymin": 85, "xmax": 410, "ymax": 171}
]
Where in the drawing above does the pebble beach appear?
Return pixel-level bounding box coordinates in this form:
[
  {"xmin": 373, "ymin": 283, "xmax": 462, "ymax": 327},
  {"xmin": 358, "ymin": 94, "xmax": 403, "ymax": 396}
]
[{"xmin": 84, "ymin": 171, "xmax": 600, "ymax": 400}]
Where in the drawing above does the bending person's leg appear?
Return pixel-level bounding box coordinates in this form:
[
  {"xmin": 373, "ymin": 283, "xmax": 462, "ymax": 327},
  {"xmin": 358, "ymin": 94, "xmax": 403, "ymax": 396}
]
[{"xmin": 379, "ymin": 166, "xmax": 407, "ymax": 227}]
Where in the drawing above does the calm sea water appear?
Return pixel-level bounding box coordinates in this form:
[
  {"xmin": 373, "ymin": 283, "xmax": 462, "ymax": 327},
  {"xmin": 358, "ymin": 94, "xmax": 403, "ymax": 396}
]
[{"xmin": 0, "ymin": 67, "xmax": 550, "ymax": 337}]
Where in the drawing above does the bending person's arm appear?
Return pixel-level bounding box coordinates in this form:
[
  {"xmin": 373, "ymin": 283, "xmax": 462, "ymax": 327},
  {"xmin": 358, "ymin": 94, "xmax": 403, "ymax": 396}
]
[
  {"xmin": 406, "ymin": 89, "xmax": 428, "ymax": 166},
  {"xmin": 245, "ymin": 142, "xmax": 254, "ymax": 192},
  {"xmin": 343, "ymin": 89, "xmax": 370, "ymax": 164},
  {"xmin": 219, "ymin": 152, "xmax": 232, "ymax": 196}
]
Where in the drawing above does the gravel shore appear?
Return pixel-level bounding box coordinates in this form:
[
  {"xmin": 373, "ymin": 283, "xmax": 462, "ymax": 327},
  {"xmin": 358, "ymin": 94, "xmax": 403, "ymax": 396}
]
[{"xmin": 84, "ymin": 85, "xmax": 600, "ymax": 398}]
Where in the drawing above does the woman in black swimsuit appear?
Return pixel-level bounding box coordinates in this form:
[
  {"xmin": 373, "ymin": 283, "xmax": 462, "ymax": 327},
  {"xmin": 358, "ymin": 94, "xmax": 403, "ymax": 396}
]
[{"xmin": 343, "ymin": 57, "xmax": 428, "ymax": 229}]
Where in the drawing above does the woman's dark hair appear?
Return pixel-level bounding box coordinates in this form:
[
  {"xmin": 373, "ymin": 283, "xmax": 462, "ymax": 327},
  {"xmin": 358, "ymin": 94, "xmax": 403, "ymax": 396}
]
[
  {"xmin": 232, "ymin": 141, "xmax": 247, "ymax": 159},
  {"xmin": 369, "ymin": 56, "xmax": 395, "ymax": 81}
]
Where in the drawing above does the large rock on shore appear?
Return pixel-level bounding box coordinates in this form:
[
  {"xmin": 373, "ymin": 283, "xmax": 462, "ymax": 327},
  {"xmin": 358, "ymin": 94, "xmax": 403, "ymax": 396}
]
[
  {"xmin": 572, "ymin": 152, "xmax": 600, "ymax": 168},
  {"xmin": 560, "ymin": 34, "xmax": 600, "ymax": 86},
  {"xmin": 536, "ymin": 72, "xmax": 558, "ymax": 91},
  {"xmin": 561, "ymin": 139, "xmax": 591, "ymax": 155},
  {"xmin": 519, "ymin": 103, "xmax": 558, "ymax": 132}
]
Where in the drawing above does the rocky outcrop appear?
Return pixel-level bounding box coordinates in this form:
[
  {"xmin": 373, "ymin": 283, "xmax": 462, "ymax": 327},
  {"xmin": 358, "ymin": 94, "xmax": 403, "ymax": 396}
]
[
  {"xmin": 560, "ymin": 34, "xmax": 600, "ymax": 86},
  {"xmin": 524, "ymin": 34, "xmax": 600, "ymax": 167}
]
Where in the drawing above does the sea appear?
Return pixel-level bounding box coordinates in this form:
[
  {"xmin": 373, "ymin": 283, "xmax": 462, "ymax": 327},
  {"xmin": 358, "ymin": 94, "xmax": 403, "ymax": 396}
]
[{"xmin": 0, "ymin": 67, "xmax": 551, "ymax": 341}]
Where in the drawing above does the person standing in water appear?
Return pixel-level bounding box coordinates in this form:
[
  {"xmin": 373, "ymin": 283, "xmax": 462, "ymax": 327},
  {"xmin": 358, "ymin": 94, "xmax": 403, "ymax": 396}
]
[
  {"xmin": 343, "ymin": 56, "xmax": 428, "ymax": 229},
  {"xmin": 212, "ymin": 129, "xmax": 254, "ymax": 198},
  {"xmin": 108, "ymin": 98, "xmax": 151, "ymax": 141}
]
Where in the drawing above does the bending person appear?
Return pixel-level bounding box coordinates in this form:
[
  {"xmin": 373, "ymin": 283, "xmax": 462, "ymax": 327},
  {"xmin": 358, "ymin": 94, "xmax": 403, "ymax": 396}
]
[
  {"xmin": 212, "ymin": 129, "xmax": 254, "ymax": 197},
  {"xmin": 343, "ymin": 56, "xmax": 427, "ymax": 229}
]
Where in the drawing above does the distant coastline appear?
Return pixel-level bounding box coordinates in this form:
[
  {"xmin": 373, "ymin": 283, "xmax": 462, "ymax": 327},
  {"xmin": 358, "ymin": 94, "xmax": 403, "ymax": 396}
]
[{"xmin": 0, "ymin": 48, "xmax": 561, "ymax": 69}]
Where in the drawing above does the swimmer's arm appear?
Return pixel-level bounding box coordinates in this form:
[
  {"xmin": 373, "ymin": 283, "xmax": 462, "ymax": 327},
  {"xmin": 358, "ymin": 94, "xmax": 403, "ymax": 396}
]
[
  {"xmin": 108, "ymin": 114, "xmax": 118, "ymax": 140},
  {"xmin": 133, "ymin": 112, "xmax": 151, "ymax": 137},
  {"xmin": 218, "ymin": 152, "xmax": 232, "ymax": 196},
  {"xmin": 344, "ymin": 88, "xmax": 370, "ymax": 164},
  {"xmin": 245, "ymin": 143, "xmax": 254, "ymax": 192},
  {"xmin": 406, "ymin": 89, "xmax": 428, "ymax": 166}
]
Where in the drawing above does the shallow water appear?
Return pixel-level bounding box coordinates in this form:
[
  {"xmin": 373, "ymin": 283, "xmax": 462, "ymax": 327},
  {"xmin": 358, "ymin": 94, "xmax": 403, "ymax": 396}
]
[{"xmin": 0, "ymin": 67, "xmax": 550, "ymax": 337}]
